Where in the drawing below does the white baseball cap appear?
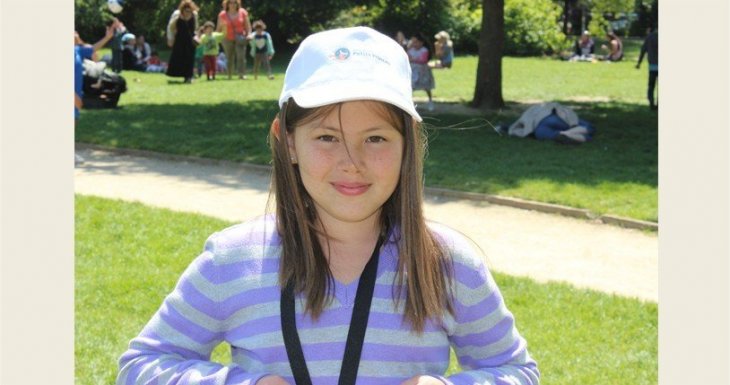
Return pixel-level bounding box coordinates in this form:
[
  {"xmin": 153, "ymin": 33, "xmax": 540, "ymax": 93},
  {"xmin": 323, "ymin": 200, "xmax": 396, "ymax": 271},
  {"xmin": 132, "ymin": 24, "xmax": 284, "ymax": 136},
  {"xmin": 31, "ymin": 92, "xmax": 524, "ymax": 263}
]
[{"xmin": 279, "ymin": 26, "xmax": 422, "ymax": 122}]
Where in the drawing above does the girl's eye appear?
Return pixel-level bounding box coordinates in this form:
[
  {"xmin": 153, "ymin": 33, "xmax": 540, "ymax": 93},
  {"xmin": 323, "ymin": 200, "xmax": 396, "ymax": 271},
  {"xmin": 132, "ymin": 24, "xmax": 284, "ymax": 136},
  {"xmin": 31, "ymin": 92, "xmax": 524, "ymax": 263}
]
[
  {"xmin": 317, "ymin": 135, "xmax": 337, "ymax": 142},
  {"xmin": 366, "ymin": 136, "xmax": 386, "ymax": 143}
]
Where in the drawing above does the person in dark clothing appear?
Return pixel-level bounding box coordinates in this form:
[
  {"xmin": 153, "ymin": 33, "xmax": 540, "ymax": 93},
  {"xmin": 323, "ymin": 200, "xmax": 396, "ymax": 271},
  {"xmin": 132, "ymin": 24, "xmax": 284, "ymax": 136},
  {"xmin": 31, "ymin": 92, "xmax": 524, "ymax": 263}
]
[
  {"xmin": 636, "ymin": 28, "xmax": 658, "ymax": 110},
  {"xmin": 166, "ymin": 0, "xmax": 199, "ymax": 83},
  {"xmin": 121, "ymin": 34, "xmax": 148, "ymax": 72}
]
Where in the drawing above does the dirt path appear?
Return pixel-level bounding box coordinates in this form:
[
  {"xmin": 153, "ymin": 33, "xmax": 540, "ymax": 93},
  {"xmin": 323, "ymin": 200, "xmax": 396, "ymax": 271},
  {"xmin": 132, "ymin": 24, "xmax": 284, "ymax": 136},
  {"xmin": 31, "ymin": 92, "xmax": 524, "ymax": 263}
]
[{"xmin": 74, "ymin": 148, "xmax": 657, "ymax": 302}]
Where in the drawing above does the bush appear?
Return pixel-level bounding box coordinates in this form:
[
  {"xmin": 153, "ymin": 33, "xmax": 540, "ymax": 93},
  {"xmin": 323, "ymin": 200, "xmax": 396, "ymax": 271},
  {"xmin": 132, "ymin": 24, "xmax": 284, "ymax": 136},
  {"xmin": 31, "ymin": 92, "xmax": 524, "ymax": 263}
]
[{"xmin": 504, "ymin": 0, "xmax": 568, "ymax": 56}]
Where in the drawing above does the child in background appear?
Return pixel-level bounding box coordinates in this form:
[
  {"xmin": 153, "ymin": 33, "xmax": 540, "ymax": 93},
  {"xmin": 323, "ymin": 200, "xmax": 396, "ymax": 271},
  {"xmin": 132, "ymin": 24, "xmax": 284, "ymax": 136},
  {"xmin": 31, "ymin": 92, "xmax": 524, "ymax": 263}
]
[
  {"xmin": 197, "ymin": 21, "xmax": 225, "ymax": 80},
  {"xmin": 249, "ymin": 19, "xmax": 275, "ymax": 80},
  {"xmin": 193, "ymin": 25, "xmax": 206, "ymax": 78},
  {"xmin": 216, "ymin": 51, "xmax": 228, "ymax": 74},
  {"xmin": 145, "ymin": 51, "xmax": 168, "ymax": 73},
  {"xmin": 116, "ymin": 26, "xmax": 539, "ymax": 385},
  {"xmin": 407, "ymin": 32, "xmax": 436, "ymax": 111}
]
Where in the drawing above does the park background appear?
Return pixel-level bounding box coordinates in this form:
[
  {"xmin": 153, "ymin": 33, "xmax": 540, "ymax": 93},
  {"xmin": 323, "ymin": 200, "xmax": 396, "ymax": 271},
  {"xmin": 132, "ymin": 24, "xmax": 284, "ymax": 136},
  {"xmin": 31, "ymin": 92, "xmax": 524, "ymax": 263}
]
[{"xmin": 75, "ymin": 0, "xmax": 660, "ymax": 384}]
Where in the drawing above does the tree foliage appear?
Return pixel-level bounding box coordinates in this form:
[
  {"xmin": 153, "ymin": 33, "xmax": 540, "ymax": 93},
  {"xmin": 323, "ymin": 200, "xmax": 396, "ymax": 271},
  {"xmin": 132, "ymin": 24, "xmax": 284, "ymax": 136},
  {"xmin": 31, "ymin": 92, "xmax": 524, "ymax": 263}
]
[{"xmin": 504, "ymin": 0, "xmax": 568, "ymax": 55}]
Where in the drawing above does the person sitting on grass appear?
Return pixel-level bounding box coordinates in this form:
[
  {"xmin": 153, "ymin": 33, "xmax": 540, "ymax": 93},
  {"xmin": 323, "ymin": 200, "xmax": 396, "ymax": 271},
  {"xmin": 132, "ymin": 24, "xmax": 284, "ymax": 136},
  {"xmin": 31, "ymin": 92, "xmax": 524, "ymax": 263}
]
[
  {"xmin": 145, "ymin": 51, "xmax": 168, "ymax": 73},
  {"xmin": 431, "ymin": 30, "xmax": 453, "ymax": 69},
  {"xmin": 569, "ymin": 30, "xmax": 595, "ymax": 62},
  {"xmin": 600, "ymin": 31, "xmax": 623, "ymax": 62}
]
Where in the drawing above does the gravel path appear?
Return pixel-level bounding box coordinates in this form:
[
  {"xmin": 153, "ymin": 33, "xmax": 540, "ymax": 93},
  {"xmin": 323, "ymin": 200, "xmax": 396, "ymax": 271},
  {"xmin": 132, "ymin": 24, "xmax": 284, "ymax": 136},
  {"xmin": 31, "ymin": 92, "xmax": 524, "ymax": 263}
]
[{"xmin": 74, "ymin": 148, "xmax": 657, "ymax": 302}]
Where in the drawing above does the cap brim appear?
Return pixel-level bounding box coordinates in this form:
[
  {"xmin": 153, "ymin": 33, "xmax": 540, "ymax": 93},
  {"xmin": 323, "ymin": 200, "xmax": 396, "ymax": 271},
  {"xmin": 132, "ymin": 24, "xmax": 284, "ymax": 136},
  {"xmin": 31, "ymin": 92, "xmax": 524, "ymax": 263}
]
[{"xmin": 286, "ymin": 80, "xmax": 422, "ymax": 123}]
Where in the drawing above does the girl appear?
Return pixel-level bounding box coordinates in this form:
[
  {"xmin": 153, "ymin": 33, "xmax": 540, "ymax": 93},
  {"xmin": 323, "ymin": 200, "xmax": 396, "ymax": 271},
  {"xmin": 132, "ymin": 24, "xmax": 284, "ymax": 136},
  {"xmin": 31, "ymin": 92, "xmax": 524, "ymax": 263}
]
[
  {"xmin": 407, "ymin": 33, "xmax": 436, "ymax": 111},
  {"xmin": 117, "ymin": 27, "xmax": 539, "ymax": 385}
]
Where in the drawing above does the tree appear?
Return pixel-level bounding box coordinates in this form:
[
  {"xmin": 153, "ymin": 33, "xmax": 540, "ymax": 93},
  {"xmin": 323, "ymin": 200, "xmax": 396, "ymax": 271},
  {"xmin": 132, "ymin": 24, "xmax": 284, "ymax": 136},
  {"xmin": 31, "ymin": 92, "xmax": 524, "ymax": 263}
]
[{"xmin": 471, "ymin": 0, "xmax": 504, "ymax": 109}]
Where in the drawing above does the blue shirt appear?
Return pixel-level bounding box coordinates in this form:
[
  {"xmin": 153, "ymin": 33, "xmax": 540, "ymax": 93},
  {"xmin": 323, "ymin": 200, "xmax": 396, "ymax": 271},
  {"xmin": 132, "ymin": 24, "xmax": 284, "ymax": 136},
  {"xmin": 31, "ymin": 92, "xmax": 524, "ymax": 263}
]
[{"xmin": 75, "ymin": 45, "xmax": 94, "ymax": 118}]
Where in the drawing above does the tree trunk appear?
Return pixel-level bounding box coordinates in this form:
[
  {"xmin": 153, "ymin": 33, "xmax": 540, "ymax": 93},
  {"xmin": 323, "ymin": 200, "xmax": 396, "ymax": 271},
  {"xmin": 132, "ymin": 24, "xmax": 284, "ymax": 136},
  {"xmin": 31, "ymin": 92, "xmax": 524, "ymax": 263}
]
[{"xmin": 471, "ymin": 0, "xmax": 505, "ymax": 110}]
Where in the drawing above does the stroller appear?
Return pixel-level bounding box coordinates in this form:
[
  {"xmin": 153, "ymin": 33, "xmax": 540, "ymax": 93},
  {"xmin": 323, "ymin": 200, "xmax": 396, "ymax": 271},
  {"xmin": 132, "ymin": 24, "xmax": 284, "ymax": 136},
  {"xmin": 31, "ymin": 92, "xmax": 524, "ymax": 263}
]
[{"xmin": 82, "ymin": 59, "xmax": 127, "ymax": 109}]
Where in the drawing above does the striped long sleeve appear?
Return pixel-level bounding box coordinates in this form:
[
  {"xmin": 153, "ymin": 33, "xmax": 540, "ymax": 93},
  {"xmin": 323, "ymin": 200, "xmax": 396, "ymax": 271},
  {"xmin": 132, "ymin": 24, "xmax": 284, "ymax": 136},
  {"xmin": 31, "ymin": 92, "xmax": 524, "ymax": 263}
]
[
  {"xmin": 434, "ymin": 224, "xmax": 540, "ymax": 385},
  {"xmin": 117, "ymin": 233, "xmax": 272, "ymax": 385},
  {"xmin": 117, "ymin": 216, "xmax": 539, "ymax": 385}
]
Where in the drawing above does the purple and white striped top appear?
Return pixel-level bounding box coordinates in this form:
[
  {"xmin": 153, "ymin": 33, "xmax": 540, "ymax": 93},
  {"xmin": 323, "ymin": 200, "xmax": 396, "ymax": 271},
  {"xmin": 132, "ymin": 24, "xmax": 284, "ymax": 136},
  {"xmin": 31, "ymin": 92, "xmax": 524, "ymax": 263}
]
[{"xmin": 117, "ymin": 215, "xmax": 539, "ymax": 385}]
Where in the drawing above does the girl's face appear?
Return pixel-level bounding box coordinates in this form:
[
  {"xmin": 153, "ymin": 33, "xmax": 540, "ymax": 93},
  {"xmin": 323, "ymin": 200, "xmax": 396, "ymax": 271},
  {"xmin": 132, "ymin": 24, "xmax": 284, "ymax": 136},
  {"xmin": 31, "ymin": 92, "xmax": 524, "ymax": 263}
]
[
  {"xmin": 288, "ymin": 101, "xmax": 404, "ymax": 229},
  {"xmin": 411, "ymin": 38, "xmax": 423, "ymax": 49},
  {"xmin": 227, "ymin": 0, "xmax": 237, "ymax": 10}
]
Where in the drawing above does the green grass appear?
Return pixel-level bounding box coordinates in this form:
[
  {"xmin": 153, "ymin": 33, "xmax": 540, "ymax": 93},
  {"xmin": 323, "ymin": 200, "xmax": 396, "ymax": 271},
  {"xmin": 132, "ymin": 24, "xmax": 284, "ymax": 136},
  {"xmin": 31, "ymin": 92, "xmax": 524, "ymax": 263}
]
[
  {"xmin": 77, "ymin": 42, "xmax": 656, "ymax": 221},
  {"xmin": 75, "ymin": 195, "xmax": 657, "ymax": 385}
]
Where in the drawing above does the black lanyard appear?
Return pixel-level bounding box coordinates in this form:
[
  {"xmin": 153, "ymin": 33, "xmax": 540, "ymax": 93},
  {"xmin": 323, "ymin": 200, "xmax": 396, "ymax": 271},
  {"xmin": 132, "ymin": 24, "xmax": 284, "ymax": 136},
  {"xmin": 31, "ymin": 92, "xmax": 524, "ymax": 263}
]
[{"xmin": 281, "ymin": 236, "xmax": 384, "ymax": 385}]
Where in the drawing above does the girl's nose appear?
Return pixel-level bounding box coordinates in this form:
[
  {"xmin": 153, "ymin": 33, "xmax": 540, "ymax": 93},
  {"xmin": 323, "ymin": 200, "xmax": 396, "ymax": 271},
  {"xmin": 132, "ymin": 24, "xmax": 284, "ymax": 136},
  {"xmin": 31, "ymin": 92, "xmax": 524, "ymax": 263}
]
[{"xmin": 338, "ymin": 143, "xmax": 364, "ymax": 173}]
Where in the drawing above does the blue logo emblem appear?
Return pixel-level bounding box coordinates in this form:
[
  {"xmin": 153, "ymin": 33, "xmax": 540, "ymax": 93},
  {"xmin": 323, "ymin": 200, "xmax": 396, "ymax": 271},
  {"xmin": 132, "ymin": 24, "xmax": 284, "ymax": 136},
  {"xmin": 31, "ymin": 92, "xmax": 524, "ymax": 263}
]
[{"xmin": 333, "ymin": 47, "xmax": 351, "ymax": 61}]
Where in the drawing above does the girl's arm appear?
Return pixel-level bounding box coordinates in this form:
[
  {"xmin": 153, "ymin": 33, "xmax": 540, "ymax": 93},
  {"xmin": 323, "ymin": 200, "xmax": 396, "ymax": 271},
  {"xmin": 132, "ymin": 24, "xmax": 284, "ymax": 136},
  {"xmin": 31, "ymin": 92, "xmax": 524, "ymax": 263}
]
[
  {"xmin": 117, "ymin": 239, "xmax": 272, "ymax": 385},
  {"xmin": 436, "ymin": 229, "xmax": 540, "ymax": 385}
]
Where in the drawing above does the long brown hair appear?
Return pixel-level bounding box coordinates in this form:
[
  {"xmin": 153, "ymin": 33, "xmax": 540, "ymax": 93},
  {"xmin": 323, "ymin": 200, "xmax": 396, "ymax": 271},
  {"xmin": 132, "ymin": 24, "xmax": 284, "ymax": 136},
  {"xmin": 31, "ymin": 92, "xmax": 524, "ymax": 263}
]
[
  {"xmin": 178, "ymin": 0, "xmax": 199, "ymax": 12},
  {"xmin": 221, "ymin": 0, "xmax": 240, "ymax": 11},
  {"xmin": 269, "ymin": 99, "xmax": 454, "ymax": 333}
]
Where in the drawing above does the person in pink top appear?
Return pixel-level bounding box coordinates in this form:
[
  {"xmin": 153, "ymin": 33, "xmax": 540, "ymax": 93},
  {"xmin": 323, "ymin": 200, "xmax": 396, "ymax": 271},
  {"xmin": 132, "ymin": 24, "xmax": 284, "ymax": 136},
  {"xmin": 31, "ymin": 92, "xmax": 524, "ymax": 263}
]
[
  {"xmin": 407, "ymin": 33, "xmax": 435, "ymax": 111},
  {"xmin": 217, "ymin": 0, "xmax": 252, "ymax": 79}
]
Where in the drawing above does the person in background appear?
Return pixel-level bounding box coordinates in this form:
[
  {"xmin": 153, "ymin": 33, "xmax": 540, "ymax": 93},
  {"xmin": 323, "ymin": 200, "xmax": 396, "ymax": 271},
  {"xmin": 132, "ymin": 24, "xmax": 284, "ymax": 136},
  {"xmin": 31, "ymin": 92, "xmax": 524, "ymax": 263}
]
[
  {"xmin": 121, "ymin": 33, "xmax": 148, "ymax": 71},
  {"xmin": 145, "ymin": 51, "xmax": 168, "ymax": 73},
  {"xmin": 193, "ymin": 25, "xmax": 206, "ymax": 78},
  {"xmin": 74, "ymin": 27, "xmax": 114, "ymax": 164},
  {"xmin": 432, "ymin": 30, "xmax": 453, "ymax": 68},
  {"xmin": 217, "ymin": 0, "xmax": 252, "ymax": 79},
  {"xmin": 570, "ymin": 30, "xmax": 595, "ymax": 61},
  {"xmin": 133, "ymin": 34, "xmax": 151, "ymax": 64},
  {"xmin": 636, "ymin": 27, "xmax": 658, "ymax": 110},
  {"xmin": 249, "ymin": 19, "xmax": 275, "ymax": 80},
  {"xmin": 600, "ymin": 31, "xmax": 623, "ymax": 62},
  {"xmin": 197, "ymin": 21, "xmax": 225, "ymax": 80},
  {"xmin": 109, "ymin": 18, "xmax": 127, "ymax": 73},
  {"xmin": 216, "ymin": 51, "xmax": 228, "ymax": 74},
  {"xmin": 166, "ymin": 0, "xmax": 199, "ymax": 83},
  {"xmin": 407, "ymin": 32, "xmax": 435, "ymax": 111}
]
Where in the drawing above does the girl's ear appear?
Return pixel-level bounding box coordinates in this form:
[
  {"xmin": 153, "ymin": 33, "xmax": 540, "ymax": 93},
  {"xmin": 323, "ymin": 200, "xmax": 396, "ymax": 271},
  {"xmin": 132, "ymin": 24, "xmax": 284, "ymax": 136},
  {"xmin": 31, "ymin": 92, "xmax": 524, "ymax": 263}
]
[{"xmin": 270, "ymin": 117, "xmax": 281, "ymax": 140}]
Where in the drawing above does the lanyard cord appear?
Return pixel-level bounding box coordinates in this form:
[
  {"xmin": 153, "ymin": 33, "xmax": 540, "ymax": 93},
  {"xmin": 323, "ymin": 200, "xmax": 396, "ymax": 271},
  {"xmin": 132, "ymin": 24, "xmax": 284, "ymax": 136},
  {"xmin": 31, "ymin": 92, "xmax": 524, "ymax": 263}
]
[{"xmin": 281, "ymin": 235, "xmax": 384, "ymax": 385}]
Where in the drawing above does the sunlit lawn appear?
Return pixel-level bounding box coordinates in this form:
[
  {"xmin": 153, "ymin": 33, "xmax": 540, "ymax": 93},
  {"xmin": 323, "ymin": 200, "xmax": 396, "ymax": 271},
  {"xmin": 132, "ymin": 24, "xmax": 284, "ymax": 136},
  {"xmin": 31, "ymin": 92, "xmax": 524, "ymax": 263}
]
[
  {"xmin": 76, "ymin": 195, "xmax": 658, "ymax": 385},
  {"xmin": 79, "ymin": 40, "xmax": 656, "ymax": 221}
]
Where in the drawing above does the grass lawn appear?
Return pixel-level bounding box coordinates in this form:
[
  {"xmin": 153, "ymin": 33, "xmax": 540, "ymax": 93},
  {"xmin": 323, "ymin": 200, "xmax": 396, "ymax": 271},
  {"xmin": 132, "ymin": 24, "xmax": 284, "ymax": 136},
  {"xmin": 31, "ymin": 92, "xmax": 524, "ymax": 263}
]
[
  {"xmin": 76, "ymin": 195, "xmax": 657, "ymax": 385},
  {"xmin": 78, "ymin": 40, "xmax": 656, "ymax": 221}
]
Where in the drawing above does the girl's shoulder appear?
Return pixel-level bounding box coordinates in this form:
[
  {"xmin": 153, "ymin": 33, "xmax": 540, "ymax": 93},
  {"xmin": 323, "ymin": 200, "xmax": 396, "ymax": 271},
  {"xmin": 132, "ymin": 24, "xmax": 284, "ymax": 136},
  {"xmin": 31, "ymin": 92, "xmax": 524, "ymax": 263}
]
[
  {"xmin": 427, "ymin": 221, "xmax": 486, "ymax": 270},
  {"xmin": 204, "ymin": 214, "xmax": 281, "ymax": 263}
]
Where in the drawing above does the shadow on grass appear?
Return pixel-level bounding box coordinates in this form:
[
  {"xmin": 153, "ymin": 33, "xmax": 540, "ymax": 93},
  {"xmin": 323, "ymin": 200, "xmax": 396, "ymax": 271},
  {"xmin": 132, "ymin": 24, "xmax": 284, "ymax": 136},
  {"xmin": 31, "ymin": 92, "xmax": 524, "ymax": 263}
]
[{"xmin": 76, "ymin": 99, "xmax": 657, "ymax": 218}]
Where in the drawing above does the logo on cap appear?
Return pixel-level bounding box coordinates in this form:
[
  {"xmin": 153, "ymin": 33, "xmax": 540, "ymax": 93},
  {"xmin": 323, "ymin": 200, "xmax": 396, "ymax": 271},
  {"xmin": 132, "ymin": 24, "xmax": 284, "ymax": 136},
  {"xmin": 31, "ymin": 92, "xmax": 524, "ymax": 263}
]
[{"xmin": 331, "ymin": 47, "xmax": 351, "ymax": 61}]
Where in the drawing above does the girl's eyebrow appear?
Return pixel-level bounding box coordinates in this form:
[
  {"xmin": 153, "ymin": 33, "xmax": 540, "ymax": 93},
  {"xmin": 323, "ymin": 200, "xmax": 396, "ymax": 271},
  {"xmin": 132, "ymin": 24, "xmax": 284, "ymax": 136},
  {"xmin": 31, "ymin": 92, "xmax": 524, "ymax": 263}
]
[{"xmin": 316, "ymin": 125, "xmax": 395, "ymax": 133}]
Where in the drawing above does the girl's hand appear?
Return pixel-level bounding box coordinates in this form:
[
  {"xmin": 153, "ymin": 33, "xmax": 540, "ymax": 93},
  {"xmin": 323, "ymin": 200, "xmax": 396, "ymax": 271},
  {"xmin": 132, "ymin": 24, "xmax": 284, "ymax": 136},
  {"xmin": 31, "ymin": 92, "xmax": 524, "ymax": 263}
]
[
  {"xmin": 400, "ymin": 375, "xmax": 445, "ymax": 385},
  {"xmin": 256, "ymin": 375, "xmax": 290, "ymax": 385}
]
